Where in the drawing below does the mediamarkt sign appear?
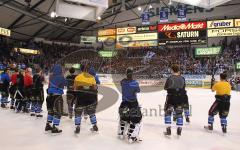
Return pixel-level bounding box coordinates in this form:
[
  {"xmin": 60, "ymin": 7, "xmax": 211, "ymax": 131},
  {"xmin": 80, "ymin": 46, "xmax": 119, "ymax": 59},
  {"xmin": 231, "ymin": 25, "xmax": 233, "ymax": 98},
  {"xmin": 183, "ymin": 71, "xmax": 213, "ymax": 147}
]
[{"xmin": 158, "ymin": 21, "xmax": 206, "ymax": 32}]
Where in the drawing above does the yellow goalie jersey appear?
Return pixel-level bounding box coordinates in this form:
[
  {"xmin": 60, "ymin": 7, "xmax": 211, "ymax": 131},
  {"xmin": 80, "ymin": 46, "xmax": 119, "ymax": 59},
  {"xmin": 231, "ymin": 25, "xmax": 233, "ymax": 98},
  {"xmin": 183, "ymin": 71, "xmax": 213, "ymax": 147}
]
[{"xmin": 74, "ymin": 72, "xmax": 96, "ymax": 90}]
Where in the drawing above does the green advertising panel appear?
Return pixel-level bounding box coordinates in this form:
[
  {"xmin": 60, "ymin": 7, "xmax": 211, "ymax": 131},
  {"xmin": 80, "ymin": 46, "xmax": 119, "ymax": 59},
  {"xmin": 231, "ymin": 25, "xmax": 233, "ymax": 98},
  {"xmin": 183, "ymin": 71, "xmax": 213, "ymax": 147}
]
[
  {"xmin": 236, "ymin": 62, "xmax": 240, "ymax": 70},
  {"xmin": 98, "ymin": 51, "xmax": 117, "ymax": 58},
  {"xmin": 65, "ymin": 63, "xmax": 81, "ymax": 69},
  {"xmin": 195, "ymin": 47, "xmax": 221, "ymax": 57}
]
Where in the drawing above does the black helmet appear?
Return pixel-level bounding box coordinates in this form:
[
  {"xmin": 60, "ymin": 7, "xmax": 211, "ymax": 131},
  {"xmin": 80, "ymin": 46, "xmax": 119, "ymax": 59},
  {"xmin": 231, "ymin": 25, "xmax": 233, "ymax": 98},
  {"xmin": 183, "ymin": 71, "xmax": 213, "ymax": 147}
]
[{"xmin": 126, "ymin": 67, "xmax": 133, "ymax": 79}]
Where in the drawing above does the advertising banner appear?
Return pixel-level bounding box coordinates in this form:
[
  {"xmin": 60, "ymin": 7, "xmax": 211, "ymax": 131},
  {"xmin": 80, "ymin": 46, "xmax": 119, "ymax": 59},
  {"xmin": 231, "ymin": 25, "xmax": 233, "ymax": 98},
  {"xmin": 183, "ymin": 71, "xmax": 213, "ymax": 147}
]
[
  {"xmin": 159, "ymin": 39, "xmax": 206, "ymax": 45},
  {"xmin": 80, "ymin": 36, "xmax": 96, "ymax": 43},
  {"xmin": 117, "ymin": 33, "xmax": 157, "ymax": 42},
  {"xmin": 177, "ymin": 6, "xmax": 187, "ymax": 21},
  {"xmin": 116, "ymin": 27, "xmax": 137, "ymax": 35},
  {"xmin": 236, "ymin": 62, "xmax": 240, "ymax": 70},
  {"xmin": 235, "ymin": 19, "xmax": 240, "ymax": 27},
  {"xmin": 160, "ymin": 9, "xmax": 168, "ymax": 23},
  {"xmin": 14, "ymin": 48, "xmax": 40, "ymax": 55},
  {"xmin": 208, "ymin": 28, "xmax": 240, "ymax": 37},
  {"xmin": 137, "ymin": 25, "xmax": 157, "ymax": 32},
  {"xmin": 158, "ymin": 21, "xmax": 207, "ymax": 32},
  {"xmin": 158, "ymin": 30, "xmax": 206, "ymax": 45},
  {"xmin": 98, "ymin": 29, "xmax": 116, "ymax": 36},
  {"xmin": 195, "ymin": 47, "xmax": 221, "ymax": 57},
  {"xmin": 98, "ymin": 51, "xmax": 117, "ymax": 58},
  {"xmin": 116, "ymin": 41, "xmax": 158, "ymax": 48},
  {"xmin": 159, "ymin": 30, "xmax": 206, "ymax": 39},
  {"xmin": 207, "ymin": 19, "xmax": 234, "ymax": 28},
  {"xmin": 141, "ymin": 11, "xmax": 150, "ymax": 25},
  {"xmin": 0, "ymin": 27, "xmax": 11, "ymax": 37},
  {"xmin": 98, "ymin": 36, "xmax": 116, "ymax": 42}
]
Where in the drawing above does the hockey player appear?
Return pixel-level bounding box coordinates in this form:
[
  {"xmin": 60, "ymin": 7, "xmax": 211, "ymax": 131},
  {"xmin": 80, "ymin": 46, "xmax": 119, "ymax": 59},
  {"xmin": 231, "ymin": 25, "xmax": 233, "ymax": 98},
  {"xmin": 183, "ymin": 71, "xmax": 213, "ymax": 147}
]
[
  {"xmin": 9, "ymin": 68, "xmax": 19, "ymax": 109},
  {"xmin": 164, "ymin": 64, "xmax": 187, "ymax": 136},
  {"xmin": 204, "ymin": 72, "xmax": 231, "ymax": 133},
  {"xmin": 66, "ymin": 67, "xmax": 77, "ymax": 119},
  {"xmin": 24, "ymin": 68, "xmax": 33, "ymax": 113},
  {"xmin": 45, "ymin": 64, "xmax": 66, "ymax": 134},
  {"xmin": 30, "ymin": 68, "xmax": 45, "ymax": 117},
  {"xmin": 118, "ymin": 68, "xmax": 142, "ymax": 143},
  {"xmin": 0, "ymin": 69, "xmax": 10, "ymax": 108},
  {"xmin": 74, "ymin": 65, "xmax": 98, "ymax": 134},
  {"xmin": 15, "ymin": 70, "xmax": 27, "ymax": 113}
]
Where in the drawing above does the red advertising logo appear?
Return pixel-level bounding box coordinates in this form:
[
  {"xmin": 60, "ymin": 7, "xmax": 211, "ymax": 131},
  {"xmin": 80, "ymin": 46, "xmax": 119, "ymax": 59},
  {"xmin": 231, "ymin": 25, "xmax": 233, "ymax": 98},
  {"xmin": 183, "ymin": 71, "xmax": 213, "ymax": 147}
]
[
  {"xmin": 117, "ymin": 27, "xmax": 137, "ymax": 35},
  {"xmin": 158, "ymin": 22, "xmax": 207, "ymax": 32}
]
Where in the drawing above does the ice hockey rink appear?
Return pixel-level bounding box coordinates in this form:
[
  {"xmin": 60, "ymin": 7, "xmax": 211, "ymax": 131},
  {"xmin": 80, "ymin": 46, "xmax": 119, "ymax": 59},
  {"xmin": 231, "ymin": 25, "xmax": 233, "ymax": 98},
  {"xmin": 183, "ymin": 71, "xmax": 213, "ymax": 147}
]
[{"xmin": 0, "ymin": 86, "xmax": 240, "ymax": 150}]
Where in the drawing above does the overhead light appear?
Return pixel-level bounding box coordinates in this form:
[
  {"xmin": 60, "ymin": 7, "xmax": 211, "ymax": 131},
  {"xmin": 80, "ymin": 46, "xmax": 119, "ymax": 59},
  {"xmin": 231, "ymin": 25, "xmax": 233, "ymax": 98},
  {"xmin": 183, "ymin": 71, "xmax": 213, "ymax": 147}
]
[
  {"xmin": 50, "ymin": 11, "xmax": 56, "ymax": 18},
  {"xmin": 138, "ymin": 6, "xmax": 142, "ymax": 11},
  {"xmin": 168, "ymin": 0, "xmax": 172, "ymax": 5},
  {"xmin": 149, "ymin": 5, "xmax": 153, "ymax": 9},
  {"xmin": 97, "ymin": 16, "xmax": 102, "ymax": 20}
]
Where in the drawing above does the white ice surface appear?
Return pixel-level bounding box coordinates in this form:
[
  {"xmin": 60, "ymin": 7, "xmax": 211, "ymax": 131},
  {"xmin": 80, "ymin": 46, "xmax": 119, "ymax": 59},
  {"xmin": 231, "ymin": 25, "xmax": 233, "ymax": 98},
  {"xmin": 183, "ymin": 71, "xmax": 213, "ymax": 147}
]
[{"xmin": 0, "ymin": 86, "xmax": 240, "ymax": 150}]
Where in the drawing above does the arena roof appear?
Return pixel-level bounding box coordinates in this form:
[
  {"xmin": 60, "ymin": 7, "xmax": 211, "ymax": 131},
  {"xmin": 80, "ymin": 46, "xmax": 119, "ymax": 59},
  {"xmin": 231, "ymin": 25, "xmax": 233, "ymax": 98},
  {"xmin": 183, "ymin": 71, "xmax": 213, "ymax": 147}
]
[{"xmin": 0, "ymin": 0, "xmax": 239, "ymax": 42}]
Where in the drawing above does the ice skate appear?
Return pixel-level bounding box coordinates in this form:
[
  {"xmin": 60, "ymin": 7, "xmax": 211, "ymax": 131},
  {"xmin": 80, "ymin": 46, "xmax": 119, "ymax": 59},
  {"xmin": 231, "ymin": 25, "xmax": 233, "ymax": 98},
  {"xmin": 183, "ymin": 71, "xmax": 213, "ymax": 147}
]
[
  {"xmin": 1, "ymin": 103, "xmax": 6, "ymax": 108},
  {"xmin": 186, "ymin": 117, "xmax": 190, "ymax": 123},
  {"xmin": 177, "ymin": 127, "xmax": 182, "ymax": 136},
  {"xmin": 204, "ymin": 124, "xmax": 213, "ymax": 132},
  {"xmin": 51, "ymin": 125, "xmax": 62, "ymax": 134},
  {"xmin": 10, "ymin": 105, "xmax": 15, "ymax": 110},
  {"xmin": 222, "ymin": 125, "xmax": 227, "ymax": 134},
  {"xmin": 30, "ymin": 113, "xmax": 35, "ymax": 116},
  {"xmin": 36, "ymin": 114, "xmax": 43, "ymax": 118},
  {"xmin": 118, "ymin": 131, "xmax": 124, "ymax": 140},
  {"xmin": 74, "ymin": 125, "xmax": 80, "ymax": 134},
  {"xmin": 164, "ymin": 127, "xmax": 171, "ymax": 136},
  {"xmin": 45, "ymin": 123, "xmax": 53, "ymax": 132},
  {"xmin": 128, "ymin": 137, "xmax": 138, "ymax": 144},
  {"xmin": 90, "ymin": 124, "xmax": 98, "ymax": 133}
]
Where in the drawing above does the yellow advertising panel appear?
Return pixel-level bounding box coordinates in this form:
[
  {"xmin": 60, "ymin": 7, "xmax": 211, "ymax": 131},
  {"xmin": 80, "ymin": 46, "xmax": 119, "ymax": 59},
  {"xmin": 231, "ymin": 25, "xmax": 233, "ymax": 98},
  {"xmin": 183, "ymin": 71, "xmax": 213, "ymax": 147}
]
[
  {"xmin": 14, "ymin": 48, "xmax": 40, "ymax": 55},
  {"xmin": 117, "ymin": 27, "xmax": 137, "ymax": 35},
  {"xmin": 117, "ymin": 33, "xmax": 157, "ymax": 42},
  {"xmin": 208, "ymin": 28, "xmax": 240, "ymax": 37},
  {"xmin": 0, "ymin": 27, "xmax": 11, "ymax": 37},
  {"xmin": 98, "ymin": 29, "xmax": 116, "ymax": 36},
  {"xmin": 235, "ymin": 19, "xmax": 240, "ymax": 27},
  {"xmin": 207, "ymin": 19, "xmax": 234, "ymax": 28},
  {"xmin": 98, "ymin": 36, "xmax": 116, "ymax": 42},
  {"xmin": 116, "ymin": 41, "xmax": 158, "ymax": 48}
]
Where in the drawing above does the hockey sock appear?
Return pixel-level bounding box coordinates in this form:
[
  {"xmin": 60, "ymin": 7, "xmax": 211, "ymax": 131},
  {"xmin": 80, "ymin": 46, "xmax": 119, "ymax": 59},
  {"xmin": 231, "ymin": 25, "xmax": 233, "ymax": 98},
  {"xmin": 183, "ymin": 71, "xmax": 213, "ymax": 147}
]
[
  {"xmin": 176, "ymin": 117, "xmax": 183, "ymax": 126},
  {"xmin": 208, "ymin": 115, "xmax": 214, "ymax": 125},
  {"xmin": 128, "ymin": 123, "xmax": 141, "ymax": 138},
  {"xmin": 75, "ymin": 117, "xmax": 82, "ymax": 126},
  {"xmin": 30, "ymin": 102, "xmax": 36, "ymax": 113},
  {"xmin": 10, "ymin": 98, "xmax": 15, "ymax": 106},
  {"xmin": 90, "ymin": 115, "xmax": 97, "ymax": 125},
  {"xmin": 184, "ymin": 109, "xmax": 190, "ymax": 117},
  {"xmin": 53, "ymin": 117, "xmax": 61, "ymax": 126},
  {"xmin": 165, "ymin": 115, "xmax": 172, "ymax": 125},
  {"xmin": 47, "ymin": 115, "xmax": 53, "ymax": 123},
  {"xmin": 35, "ymin": 102, "xmax": 42, "ymax": 113},
  {"xmin": 118, "ymin": 121, "xmax": 127, "ymax": 134},
  {"xmin": 220, "ymin": 117, "xmax": 227, "ymax": 127}
]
